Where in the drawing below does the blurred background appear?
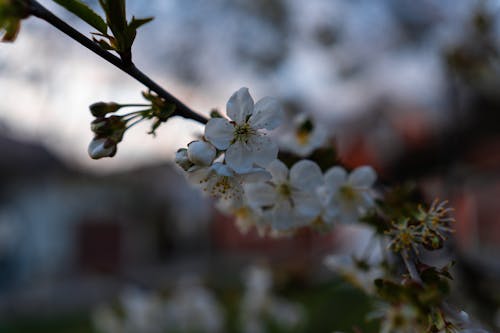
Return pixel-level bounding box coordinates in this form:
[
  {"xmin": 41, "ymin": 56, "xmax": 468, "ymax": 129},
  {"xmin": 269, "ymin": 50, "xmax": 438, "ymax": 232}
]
[{"xmin": 0, "ymin": 0, "xmax": 499, "ymax": 332}]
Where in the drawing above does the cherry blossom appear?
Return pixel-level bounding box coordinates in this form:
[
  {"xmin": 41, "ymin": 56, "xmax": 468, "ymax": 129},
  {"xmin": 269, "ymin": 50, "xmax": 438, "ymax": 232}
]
[
  {"xmin": 278, "ymin": 113, "xmax": 327, "ymax": 156},
  {"xmin": 244, "ymin": 159, "xmax": 323, "ymax": 231},
  {"xmin": 204, "ymin": 87, "xmax": 283, "ymax": 173},
  {"xmin": 321, "ymin": 165, "xmax": 377, "ymax": 224}
]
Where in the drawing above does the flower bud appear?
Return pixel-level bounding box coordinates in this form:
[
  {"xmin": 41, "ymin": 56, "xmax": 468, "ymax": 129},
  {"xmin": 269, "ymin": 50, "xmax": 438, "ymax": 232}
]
[
  {"xmin": 88, "ymin": 137, "xmax": 117, "ymax": 159},
  {"xmin": 89, "ymin": 102, "xmax": 121, "ymax": 117},
  {"xmin": 90, "ymin": 116, "xmax": 126, "ymax": 142},
  {"xmin": 175, "ymin": 148, "xmax": 192, "ymax": 171},
  {"xmin": 187, "ymin": 140, "xmax": 216, "ymax": 166}
]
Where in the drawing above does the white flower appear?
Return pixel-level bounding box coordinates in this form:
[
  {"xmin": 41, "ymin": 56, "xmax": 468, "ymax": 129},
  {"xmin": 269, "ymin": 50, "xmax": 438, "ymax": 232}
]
[
  {"xmin": 240, "ymin": 266, "xmax": 304, "ymax": 333},
  {"xmin": 188, "ymin": 162, "xmax": 270, "ymax": 211},
  {"xmin": 120, "ymin": 288, "xmax": 164, "ymax": 333},
  {"xmin": 187, "ymin": 140, "xmax": 217, "ymax": 167},
  {"xmin": 244, "ymin": 159, "xmax": 323, "ymax": 231},
  {"xmin": 164, "ymin": 277, "xmax": 225, "ymax": 333},
  {"xmin": 324, "ymin": 254, "xmax": 383, "ymax": 294},
  {"xmin": 88, "ymin": 137, "xmax": 116, "ymax": 159},
  {"xmin": 322, "ymin": 165, "xmax": 377, "ymax": 224},
  {"xmin": 205, "ymin": 87, "xmax": 283, "ymax": 173},
  {"xmin": 279, "ymin": 113, "xmax": 327, "ymax": 156}
]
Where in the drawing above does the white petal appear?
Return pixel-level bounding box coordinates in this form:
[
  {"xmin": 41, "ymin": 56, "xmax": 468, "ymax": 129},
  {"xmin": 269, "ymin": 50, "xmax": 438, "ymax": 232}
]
[
  {"xmin": 348, "ymin": 166, "xmax": 377, "ymax": 188},
  {"xmin": 324, "ymin": 166, "xmax": 347, "ymax": 193},
  {"xmin": 248, "ymin": 135, "xmax": 279, "ymax": 168},
  {"xmin": 267, "ymin": 160, "xmax": 289, "ymax": 184},
  {"xmin": 244, "ymin": 183, "xmax": 276, "ymax": 207},
  {"xmin": 211, "ymin": 162, "xmax": 234, "ymax": 177},
  {"xmin": 240, "ymin": 168, "xmax": 272, "ymax": 183},
  {"xmin": 186, "ymin": 167, "xmax": 212, "ymax": 187},
  {"xmin": 225, "ymin": 141, "xmax": 253, "ymax": 173},
  {"xmin": 88, "ymin": 138, "xmax": 115, "ymax": 159},
  {"xmin": 226, "ymin": 87, "xmax": 254, "ymax": 124},
  {"xmin": 204, "ymin": 118, "xmax": 234, "ymax": 150},
  {"xmin": 290, "ymin": 160, "xmax": 323, "ymax": 190},
  {"xmin": 187, "ymin": 140, "xmax": 216, "ymax": 166},
  {"xmin": 272, "ymin": 200, "xmax": 294, "ymax": 230},
  {"xmin": 292, "ymin": 191, "xmax": 322, "ymax": 219},
  {"xmin": 248, "ymin": 97, "xmax": 283, "ymax": 130}
]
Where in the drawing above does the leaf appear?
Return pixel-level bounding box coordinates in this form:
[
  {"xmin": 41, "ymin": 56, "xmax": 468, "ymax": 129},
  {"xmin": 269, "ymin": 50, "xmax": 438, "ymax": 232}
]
[
  {"xmin": 53, "ymin": 0, "xmax": 107, "ymax": 34},
  {"xmin": 128, "ymin": 16, "xmax": 153, "ymax": 31}
]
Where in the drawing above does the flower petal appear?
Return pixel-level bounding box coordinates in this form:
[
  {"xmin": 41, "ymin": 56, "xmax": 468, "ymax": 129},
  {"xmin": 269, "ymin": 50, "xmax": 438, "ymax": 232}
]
[
  {"xmin": 249, "ymin": 97, "xmax": 283, "ymax": 130},
  {"xmin": 226, "ymin": 87, "xmax": 254, "ymax": 124},
  {"xmin": 267, "ymin": 160, "xmax": 289, "ymax": 184},
  {"xmin": 187, "ymin": 140, "xmax": 216, "ymax": 166},
  {"xmin": 244, "ymin": 183, "xmax": 276, "ymax": 207},
  {"xmin": 272, "ymin": 200, "xmax": 294, "ymax": 230},
  {"xmin": 348, "ymin": 166, "xmax": 377, "ymax": 188},
  {"xmin": 186, "ymin": 166, "xmax": 212, "ymax": 188},
  {"xmin": 293, "ymin": 191, "xmax": 322, "ymax": 219},
  {"xmin": 290, "ymin": 160, "xmax": 323, "ymax": 190},
  {"xmin": 211, "ymin": 162, "xmax": 234, "ymax": 177},
  {"xmin": 248, "ymin": 135, "xmax": 279, "ymax": 168},
  {"xmin": 240, "ymin": 168, "xmax": 272, "ymax": 183},
  {"xmin": 225, "ymin": 141, "xmax": 253, "ymax": 173},
  {"xmin": 324, "ymin": 166, "xmax": 347, "ymax": 193},
  {"xmin": 205, "ymin": 118, "xmax": 234, "ymax": 150}
]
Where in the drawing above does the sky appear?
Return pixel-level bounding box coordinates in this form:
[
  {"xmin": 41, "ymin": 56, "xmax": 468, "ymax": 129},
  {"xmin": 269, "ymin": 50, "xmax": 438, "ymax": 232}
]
[{"xmin": 0, "ymin": 0, "xmax": 493, "ymax": 172}]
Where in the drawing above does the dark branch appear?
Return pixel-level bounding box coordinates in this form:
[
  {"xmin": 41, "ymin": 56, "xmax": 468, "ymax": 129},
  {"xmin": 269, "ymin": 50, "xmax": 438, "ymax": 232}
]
[{"xmin": 28, "ymin": 0, "xmax": 208, "ymax": 125}]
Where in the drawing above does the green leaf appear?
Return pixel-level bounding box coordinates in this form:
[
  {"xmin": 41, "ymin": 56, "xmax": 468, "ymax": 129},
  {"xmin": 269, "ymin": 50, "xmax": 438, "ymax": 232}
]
[
  {"xmin": 128, "ymin": 16, "xmax": 153, "ymax": 31},
  {"xmin": 53, "ymin": 0, "xmax": 107, "ymax": 34}
]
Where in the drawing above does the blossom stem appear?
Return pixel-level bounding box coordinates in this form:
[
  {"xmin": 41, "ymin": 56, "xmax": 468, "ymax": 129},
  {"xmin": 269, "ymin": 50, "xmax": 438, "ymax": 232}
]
[
  {"xmin": 401, "ymin": 250, "xmax": 422, "ymax": 284},
  {"xmin": 27, "ymin": 0, "xmax": 208, "ymax": 125}
]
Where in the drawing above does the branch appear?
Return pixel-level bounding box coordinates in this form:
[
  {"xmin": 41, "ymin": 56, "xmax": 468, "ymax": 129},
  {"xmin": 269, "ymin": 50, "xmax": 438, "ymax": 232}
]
[
  {"xmin": 27, "ymin": 0, "xmax": 208, "ymax": 125},
  {"xmin": 401, "ymin": 250, "xmax": 422, "ymax": 284}
]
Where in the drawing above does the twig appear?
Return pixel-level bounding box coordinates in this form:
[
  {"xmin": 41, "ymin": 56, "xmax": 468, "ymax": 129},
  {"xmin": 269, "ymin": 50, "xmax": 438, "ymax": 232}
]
[
  {"xmin": 401, "ymin": 250, "xmax": 422, "ymax": 284},
  {"xmin": 27, "ymin": 0, "xmax": 208, "ymax": 125}
]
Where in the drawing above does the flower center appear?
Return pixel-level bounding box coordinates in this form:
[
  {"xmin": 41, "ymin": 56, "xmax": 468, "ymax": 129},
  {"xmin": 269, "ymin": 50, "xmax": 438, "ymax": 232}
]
[
  {"xmin": 277, "ymin": 183, "xmax": 292, "ymax": 198},
  {"xmin": 295, "ymin": 129, "xmax": 310, "ymax": 146},
  {"xmin": 339, "ymin": 185, "xmax": 357, "ymax": 201},
  {"xmin": 233, "ymin": 123, "xmax": 256, "ymax": 143}
]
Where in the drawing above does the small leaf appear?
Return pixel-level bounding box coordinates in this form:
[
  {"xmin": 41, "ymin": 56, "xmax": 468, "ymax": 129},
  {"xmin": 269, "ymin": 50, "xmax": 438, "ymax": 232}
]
[
  {"xmin": 53, "ymin": 0, "xmax": 107, "ymax": 34},
  {"xmin": 128, "ymin": 16, "xmax": 153, "ymax": 31}
]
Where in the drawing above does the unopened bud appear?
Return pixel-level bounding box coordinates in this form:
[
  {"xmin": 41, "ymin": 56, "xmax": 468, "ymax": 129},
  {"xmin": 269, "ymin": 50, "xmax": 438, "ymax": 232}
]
[
  {"xmin": 187, "ymin": 140, "xmax": 216, "ymax": 166},
  {"xmin": 89, "ymin": 102, "xmax": 121, "ymax": 117},
  {"xmin": 88, "ymin": 137, "xmax": 117, "ymax": 159},
  {"xmin": 175, "ymin": 148, "xmax": 192, "ymax": 171}
]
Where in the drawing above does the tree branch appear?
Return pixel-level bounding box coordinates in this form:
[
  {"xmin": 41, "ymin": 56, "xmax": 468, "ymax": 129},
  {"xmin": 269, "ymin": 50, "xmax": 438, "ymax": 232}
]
[{"xmin": 27, "ymin": 0, "xmax": 208, "ymax": 125}]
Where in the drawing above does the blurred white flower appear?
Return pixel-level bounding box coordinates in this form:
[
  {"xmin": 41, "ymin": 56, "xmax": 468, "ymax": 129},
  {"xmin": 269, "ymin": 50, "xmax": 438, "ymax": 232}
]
[
  {"xmin": 322, "ymin": 165, "xmax": 377, "ymax": 224},
  {"xmin": 241, "ymin": 266, "xmax": 304, "ymax": 333},
  {"xmin": 279, "ymin": 113, "xmax": 327, "ymax": 156},
  {"xmin": 324, "ymin": 254, "xmax": 383, "ymax": 294},
  {"xmin": 93, "ymin": 288, "xmax": 164, "ymax": 333},
  {"xmin": 120, "ymin": 288, "xmax": 164, "ymax": 333},
  {"xmin": 164, "ymin": 277, "xmax": 225, "ymax": 333},
  {"xmin": 244, "ymin": 159, "xmax": 323, "ymax": 231},
  {"xmin": 205, "ymin": 87, "xmax": 283, "ymax": 173}
]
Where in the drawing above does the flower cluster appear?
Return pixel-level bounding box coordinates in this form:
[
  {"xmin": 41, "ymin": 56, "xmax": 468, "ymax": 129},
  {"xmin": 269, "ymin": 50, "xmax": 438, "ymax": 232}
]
[
  {"xmin": 386, "ymin": 199, "xmax": 455, "ymax": 254},
  {"xmin": 176, "ymin": 88, "xmax": 377, "ymax": 236}
]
